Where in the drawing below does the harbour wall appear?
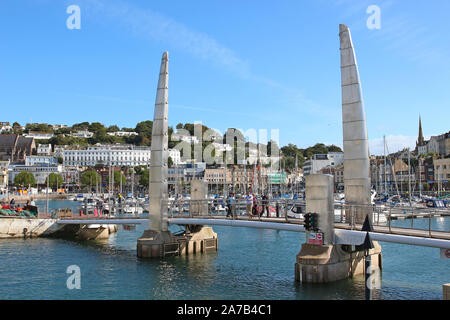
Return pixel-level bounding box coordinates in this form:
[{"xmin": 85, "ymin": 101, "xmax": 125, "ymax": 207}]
[
  {"xmin": 2, "ymin": 193, "xmax": 67, "ymax": 203},
  {"xmin": 0, "ymin": 217, "xmax": 117, "ymax": 240}
]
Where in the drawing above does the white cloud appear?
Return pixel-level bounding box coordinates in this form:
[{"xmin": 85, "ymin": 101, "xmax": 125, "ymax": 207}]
[
  {"xmin": 369, "ymin": 134, "xmax": 435, "ymax": 155},
  {"xmin": 81, "ymin": 0, "xmax": 251, "ymax": 77}
]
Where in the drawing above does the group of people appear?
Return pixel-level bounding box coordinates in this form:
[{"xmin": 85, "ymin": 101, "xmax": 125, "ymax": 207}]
[
  {"xmin": 1, "ymin": 198, "xmax": 36, "ymax": 211},
  {"xmin": 245, "ymin": 193, "xmax": 271, "ymax": 218},
  {"xmin": 224, "ymin": 192, "xmax": 277, "ymax": 219}
]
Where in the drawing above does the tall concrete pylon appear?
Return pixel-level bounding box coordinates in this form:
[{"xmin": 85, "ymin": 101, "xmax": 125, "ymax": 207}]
[
  {"xmin": 148, "ymin": 51, "xmax": 169, "ymax": 232},
  {"xmin": 339, "ymin": 24, "xmax": 371, "ymax": 224}
]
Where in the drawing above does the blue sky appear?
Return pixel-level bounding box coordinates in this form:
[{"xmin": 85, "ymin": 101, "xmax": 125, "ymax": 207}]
[{"xmin": 0, "ymin": 0, "xmax": 449, "ymax": 155}]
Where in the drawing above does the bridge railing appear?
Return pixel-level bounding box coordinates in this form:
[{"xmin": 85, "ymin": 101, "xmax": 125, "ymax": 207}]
[{"xmin": 164, "ymin": 197, "xmax": 449, "ymax": 233}]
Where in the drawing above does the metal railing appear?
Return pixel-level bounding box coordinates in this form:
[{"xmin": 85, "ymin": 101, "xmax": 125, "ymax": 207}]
[
  {"xmin": 162, "ymin": 197, "xmax": 450, "ymax": 234},
  {"xmin": 35, "ymin": 195, "xmax": 449, "ymax": 235}
]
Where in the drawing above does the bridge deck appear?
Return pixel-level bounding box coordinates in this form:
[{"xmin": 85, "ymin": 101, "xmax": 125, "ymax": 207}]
[{"xmin": 56, "ymin": 214, "xmax": 450, "ymax": 241}]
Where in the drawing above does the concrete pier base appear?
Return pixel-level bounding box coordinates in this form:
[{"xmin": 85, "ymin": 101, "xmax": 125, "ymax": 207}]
[
  {"xmin": 295, "ymin": 241, "xmax": 382, "ymax": 283},
  {"xmin": 179, "ymin": 226, "xmax": 218, "ymax": 255},
  {"xmin": 444, "ymin": 283, "xmax": 450, "ymax": 300},
  {"xmin": 137, "ymin": 226, "xmax": 218, "ymax": 258},
  {"xmin": 77, "ymin": 225, "xmax": 118, "ymax": 241}
]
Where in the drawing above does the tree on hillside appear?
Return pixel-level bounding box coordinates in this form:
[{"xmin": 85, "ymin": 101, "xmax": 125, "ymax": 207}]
[
  {"xmin": 89, "ymin": 122, "xmax": 106, "ymax": 133},
  {"xmin": 281, "ymin": 143, "xmax": 305, "ymax": 169},
  {"xmin": 71, "ymin": 122, "xmax": 90, "ymax": 131},
  {"xmin": 25, "ymin": 123, "xmax": 53, "ymax": 133},
  {"xmin": 12, "ymin": 122, "xmax": 23, "ymax": 135},
  {"xmin": 135, "ymin": 121, "xmax": 153, "ymax": 139},
  {"xmin": 107, "ymin": 125, "xmax": 120, "ymax": 132},
  {"xmin": 327, "ymin": 145, "xmax": 342, "ymax": 153}
]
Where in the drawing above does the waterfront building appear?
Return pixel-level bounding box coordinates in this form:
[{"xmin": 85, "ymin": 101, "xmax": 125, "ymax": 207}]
[
  {"xmin": 267, "ymin": 171, "xmax": 287, "ymax": 185},
  {"xmin": 184, "ymin": 161, "xmax": 206, "ymax": 182},
  {"xmin": 434, "ymin": 158, "xmax": 450, "ymax": 186},
  {"xmin": 320, "ymin": 163, "xmax": 344, "ymax": 190},
  {"xmin": 9, "ymin": 164, "xmax": 63, "ymax": 185},
  {"xmin": 302, "ymin": 152, "xmax": 344, "ymax": 176},
  {"xmin": 416, "ymin": 117, "xmax": 450, "ymax": 156},
  {"xmin": 60, "ymin": 167, "xmax": 80, "ymax": 189},
  {"xmin": 0, "ymin": 160, "xmax": 9, "ymax": 189},
  {"xmin": 25, "ymin": 155, "xmax": 58, "ymax": 166},
  {"xmin": 63, "ymin": 145, "xmax": 151, "ymax": 167},
  {"xmin": 37, "ymin": 144, "xmax": 52, "ymax": 155},
  {"xmin": 0, "ymin": 134, "xmax": 36, "ymax": 163},
  {"xmin": 204, "ymin": 168, "xmax": 229, "ymax": 185}
]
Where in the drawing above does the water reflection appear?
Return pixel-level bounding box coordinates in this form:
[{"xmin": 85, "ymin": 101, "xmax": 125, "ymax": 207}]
[{"xmin": 0, "ymin": 200, "xmax": 447, "ymax": 300}]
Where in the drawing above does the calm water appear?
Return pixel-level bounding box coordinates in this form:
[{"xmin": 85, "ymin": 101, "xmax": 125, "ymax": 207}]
[{"xmin": 0, "ymin": 200, "xmax": 448, "ymax": 300}]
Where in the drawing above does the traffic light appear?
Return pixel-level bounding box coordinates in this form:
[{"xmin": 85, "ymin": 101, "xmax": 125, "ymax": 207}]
[
  {"xmin": 310, "ymin": 213, "xmax": 319, "ymax": 231},
  {"xmin": 304, "ymin": 213, "xmax": 312, "ymax": 231},
  {"xmin": 304, "ymin": 213, "xmax": 319, "ymax": 231}
]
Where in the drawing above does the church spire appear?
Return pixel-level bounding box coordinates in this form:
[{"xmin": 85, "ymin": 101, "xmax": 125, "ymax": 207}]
[{"xmin": 417, "ymin": 115, "xmax": 425, "ymax": 147}]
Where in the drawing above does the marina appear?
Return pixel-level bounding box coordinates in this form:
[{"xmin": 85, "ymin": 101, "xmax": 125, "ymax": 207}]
[
  {"xmin": 0, "ymin": 1, "xmax": 449, "ymax": 304},
  {"xmin": 0, "ymin": 199, "xmax": 449, "ymax": 300}
]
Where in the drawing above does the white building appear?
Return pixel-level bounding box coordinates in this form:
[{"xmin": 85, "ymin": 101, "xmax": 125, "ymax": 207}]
[
  {"xmin": 25, "ymin": 155, "xmax": 58, "ymax": 167},
  {"xmin": 54, "ymin": 145, "xmax": 67, "ymax": 158},
  {"xmin": 107, "ymin": 131, "xmax": 138, "ymax": 137},
  {"xmin": 70, "ymin": 130, "xmax": 94, "ymax": 138},
  {"xmin": 172, "ymin": 133, "xmax": 199, "ymax": 144},
  {"xmin": 52, "ymin": 124, "xmax": 68, "ymax": 130},
  {"xmin": 37, "ymin": 144, "xmax": 52, "ymax": 155},
  {"xmin": 63, "ymin": 145, "xmax": 151, "ymax": 167},
  {"xmin": 23, "ymin": 131, "xmax": 54, "ymax": 140},
  {"xmin": 0, "ymin": 122, "xmax": 12, "ymax": 133},
  {"xmin": 303, "ymin": 152, "xmax": 344, "ymax": 176},
  {"xmin": 0, "ymin": 160, "xmax": 9, "ymax": 189},
  {"xmin": 9, "ymin": 164, "xmax": 63, "ymax": 185},
  {"xmin": 168, "ymin": 148, "xmax": 182, "ymax": 166}
]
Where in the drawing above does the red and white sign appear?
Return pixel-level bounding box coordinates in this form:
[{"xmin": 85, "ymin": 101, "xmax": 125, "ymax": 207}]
[
  {"xmin": 441, "ymin": 249, "xmax": 450, "ymax": 259},
  {"xmin": 308, "ymin": 232, "xmax": 323, "ymax": 245}
]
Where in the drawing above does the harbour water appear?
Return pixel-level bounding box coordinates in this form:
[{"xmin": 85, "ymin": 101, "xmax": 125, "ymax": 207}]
[{"xmin": 0, "ymin": 200, "xmax": 448, "ymax": 300}]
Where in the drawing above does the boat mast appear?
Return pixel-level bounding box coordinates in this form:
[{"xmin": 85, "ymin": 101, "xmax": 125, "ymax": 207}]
[
  {"xmin": 384, "ymin": 135, "xmax": 387, "ymax": 194},
  {"xmin": 408, "ymin": 148, "xmax": 412, "ymax": 206}
]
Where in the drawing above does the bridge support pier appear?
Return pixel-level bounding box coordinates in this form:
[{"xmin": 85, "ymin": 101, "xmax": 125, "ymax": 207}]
[
  {"xmin": 137, "ymin": 226, "xmax": 218, "ymax": 258},
  {"xmin": 295, "ymin": 242, "xmax": 382, "ymax": 283},
  {"xmin": 295, "ymin": 173, "xmax": 383, "ymax": 283}
]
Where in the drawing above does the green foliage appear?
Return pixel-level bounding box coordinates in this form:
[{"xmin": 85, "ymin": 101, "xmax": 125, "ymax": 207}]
[
  {"xmin": 133, "ymin": 165, "xmax": 146, "ymax": 175},
  {"xmin": 48, "ymin": 135, "xmax": 89, "ymax": 147},
  {"xmin": 81, "ymin": 170, "xmax": 100, "ymax": 186},
  {"xmin": 302, "ymin": 143, "xmax": 342, "ymax": 159},
  {"xmin": 139, "ymin": 169, "xmax": 149, "ymax": 187},
  {"xmin": 25, "ymin": 123, "xmax": 53, "ymax": 133},
  {"xmin": 45, "ymin": 173, "xmax": 63, "ymax": 189},
  {"xmin": 14, "ymin": 172, "xmax": 35, "ymax": 186},
  {"xmin": 107, "ymin": 125, "xmax": 120, "ymax": 132},
  {"xmin": 135, "ymin": 121, "xmax": 153, "ymax": 141},
  {"xmin": 12, "ymin": 122, "xmax": 23, "ymax": 135},
  {"xmin": 72, "ymin": 122, "xmax": 90, "ymax": 131},
  {"xmin": 107, "ymin": 171, "xmax": 126, "ymax": 187}
]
